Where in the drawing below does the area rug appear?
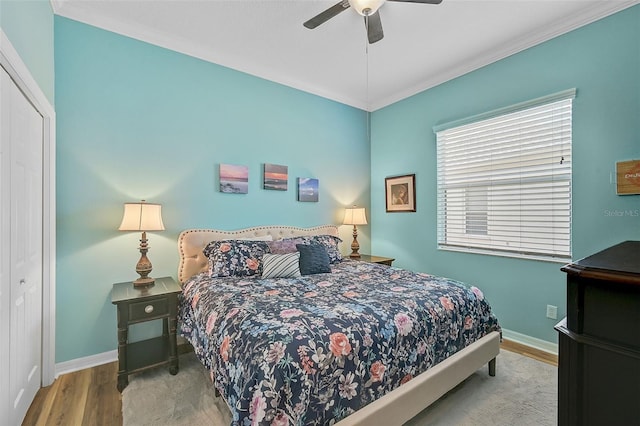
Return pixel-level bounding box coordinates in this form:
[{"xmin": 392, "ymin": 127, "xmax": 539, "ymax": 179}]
[{"xmin": 122, "ymin": 350, "xmax": 557, "ymax": 426}]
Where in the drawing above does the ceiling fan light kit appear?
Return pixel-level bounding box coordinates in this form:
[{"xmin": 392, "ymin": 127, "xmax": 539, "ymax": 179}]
[
  {"xmin": 303, "ymin": 0, "xmax": 443, "ymax": 44},
  {"xmin": 349, "ymin": 0, "xmax": 385, "ymax": 16}
]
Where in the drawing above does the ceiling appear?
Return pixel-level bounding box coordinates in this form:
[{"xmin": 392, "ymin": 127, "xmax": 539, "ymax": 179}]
[{"xmin": 51, "ymin": 0, "xmax": 639, "ymax": 111}]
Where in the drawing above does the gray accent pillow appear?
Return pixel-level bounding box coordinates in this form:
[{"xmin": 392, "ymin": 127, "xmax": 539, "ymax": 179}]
[{"xmin": 296, "ymin": 243, "xmax": 331, "ymax": 275}]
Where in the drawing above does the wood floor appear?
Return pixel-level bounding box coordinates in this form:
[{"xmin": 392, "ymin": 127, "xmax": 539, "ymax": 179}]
[
  {"xmin": 22, "ymin": 361, "xmax": 122, "ymax": 426},
  {"xmin": 22, "ymin": 340, "xmax": 557, "ymax": 426}
]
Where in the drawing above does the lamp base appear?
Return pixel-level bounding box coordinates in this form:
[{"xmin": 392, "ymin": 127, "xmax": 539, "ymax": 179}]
[
  {"xmin": 133, "ymin": 277, "xmax": 155, "ymax": 288},
  {"xmin": 349, "ymin": 225, "xmax": 361, "ymax": 258},
  {"xmin": 132, "ymin": 231, "xmax": 155, "ymax": 288}
]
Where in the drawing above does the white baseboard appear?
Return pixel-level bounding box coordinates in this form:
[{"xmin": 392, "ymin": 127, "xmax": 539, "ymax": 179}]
[
  {"xmin": 53, "ymin": 337, "xmax": 191, "ymax": 378},
  {"xmin": 55, "ymin": 350, "xmax": 118, "ymax": 378},
  {"xmin": 502, "ymin": 328, "xmax": 558, "ymax": 355}
]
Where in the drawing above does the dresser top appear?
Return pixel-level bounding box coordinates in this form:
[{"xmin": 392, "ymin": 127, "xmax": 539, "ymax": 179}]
[{"xmin": 562, "ymin": 241, "xmax": 640, "ymax": 285}]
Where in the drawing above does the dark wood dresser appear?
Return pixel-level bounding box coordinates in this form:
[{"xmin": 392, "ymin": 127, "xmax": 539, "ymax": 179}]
[{"xmin": 555, "ymin": 241, "xmax": 640, "ymax": 425}]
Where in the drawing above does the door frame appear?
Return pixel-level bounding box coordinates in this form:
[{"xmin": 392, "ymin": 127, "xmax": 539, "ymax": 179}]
[{"xmin": 1, "ymin": 29, "xmax": 56, "ymax": 386}]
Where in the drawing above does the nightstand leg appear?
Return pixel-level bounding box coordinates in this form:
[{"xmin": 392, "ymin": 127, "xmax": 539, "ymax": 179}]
[
  {"xmin": 168, "ymin": 316, "xmax": 179, "ymax": 375},
  {"xmin": 117, "ymin": 373, "xmax": 128, "ymax": 392},
  {"xmin": 116, "ymin": 317, "xmax": 129, "ymax": 391}
]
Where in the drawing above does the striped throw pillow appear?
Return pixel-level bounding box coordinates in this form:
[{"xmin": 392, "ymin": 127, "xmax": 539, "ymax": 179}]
[{"xmin": 261, "ymin": 252, "xmax": 301, "ymax": 279}]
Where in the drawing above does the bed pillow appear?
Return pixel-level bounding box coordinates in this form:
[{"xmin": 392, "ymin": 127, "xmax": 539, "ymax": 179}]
[
  {"xmin": 235, "ymin": 235, "xmax": 273, "ymax": 241},
  {"xmin": 261, "ymin": 252, "xmax": 301, "ymax": 278},
  {"xmin": 299, "ymin": 235, "xmax": 343, "ymax": 264},
  {"xmin": 203, "ymin": 240, "xmax": 271, "ymax": 277},
  {"xmin": 267, "ymin": 237, "xmax": 305, "ymax": 255},
  {"xmin": 296, "ymin": 243, "xmax": 331, "ymax": 275}
]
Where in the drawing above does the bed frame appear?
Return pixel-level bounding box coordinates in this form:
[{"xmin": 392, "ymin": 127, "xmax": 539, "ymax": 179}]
[{"xmin": 177, "ymin": 225, "xmax": 500, "ymax": 426}]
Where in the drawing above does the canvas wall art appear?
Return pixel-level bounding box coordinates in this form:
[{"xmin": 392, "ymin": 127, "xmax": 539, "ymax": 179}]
[
  {"xmin": 297, "ymin": 178, "xmax": 319, "ymax": 202},
  {"xmin": 616, "ymin": 159, "xmax": 640, "ymax": 195},
  {"xmin": 219, "ymin": 163, "xmax": 249, "ymax": 194},
  {"xmin": 264, "ymin": 163, "xmax": 288, "ymax": 191}
]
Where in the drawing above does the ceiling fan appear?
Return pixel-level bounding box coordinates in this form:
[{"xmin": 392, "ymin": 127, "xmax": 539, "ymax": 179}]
[{"xmin": 303, "ymin": 0, "xmax": 443, "ymax": 44}]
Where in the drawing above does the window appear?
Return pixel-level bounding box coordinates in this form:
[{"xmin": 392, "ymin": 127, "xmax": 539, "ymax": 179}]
[
  {"xmin": 435, "ymin": 90, "xmax": 574, "ymax": 262},
  {"xmin": 465, "ymin": 187, "xmax": 487, "ymax": 236}
]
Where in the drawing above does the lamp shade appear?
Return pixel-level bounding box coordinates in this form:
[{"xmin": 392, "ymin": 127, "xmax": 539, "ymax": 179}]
[
  {"xmin": 343, "ymin": 207, "xmax": 368, "ymax": 226},
  {"xmin": 118, "ymin": 201, "xmax": 165, "ymax": 231}
]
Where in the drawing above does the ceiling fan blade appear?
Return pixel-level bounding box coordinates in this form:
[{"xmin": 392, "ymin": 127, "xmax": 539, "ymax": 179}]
[
  {"xmin": 303, "ymin": 0, "xmax": 351, "ymax": 29},
  {"xmin": 365, "ymin": 11, "xmax": 384, "ymax": 44},
  {"xmin": 387, "ymin": 0, "xmax": 443, "ymax": 4}
]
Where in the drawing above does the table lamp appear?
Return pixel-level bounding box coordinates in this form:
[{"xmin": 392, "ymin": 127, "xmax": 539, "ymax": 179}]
[
  {"xmin": 118, "ymin": 200, "xmax": 165, "ymax": 287},
  {"xmin": 343, "ymin": 206, "xmax": 367, "ymax": 258}
]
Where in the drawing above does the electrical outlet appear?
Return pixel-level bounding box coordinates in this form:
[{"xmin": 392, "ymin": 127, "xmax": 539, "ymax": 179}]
[{"xmin": 546, "ymin": 304, "xmax": 558, "ymax": 320}]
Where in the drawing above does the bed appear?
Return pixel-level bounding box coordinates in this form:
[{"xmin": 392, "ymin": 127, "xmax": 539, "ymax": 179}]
[{"xmin": 177, "ymin": 225, "xmax": 501, "ymax": 425}]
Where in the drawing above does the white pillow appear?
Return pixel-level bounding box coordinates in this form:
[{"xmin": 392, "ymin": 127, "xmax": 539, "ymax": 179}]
[
  {"xmin": 261, "ymin": 252, "xmax": 301, "ymax": 278},
  {"xmin": 236, "ymin": 235, "xmax": 273, "ymax": 241}
]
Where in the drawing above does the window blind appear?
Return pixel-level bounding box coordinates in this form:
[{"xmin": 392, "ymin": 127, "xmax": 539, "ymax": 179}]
[{"xmin": 435, "ymin": 93, "xmax": 574, "ymax": 262}]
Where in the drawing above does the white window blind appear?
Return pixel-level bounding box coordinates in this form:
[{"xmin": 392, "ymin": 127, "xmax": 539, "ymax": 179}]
[{"xmin": 435, "ymin": 90, "xmax": 574, "ymax": 262}]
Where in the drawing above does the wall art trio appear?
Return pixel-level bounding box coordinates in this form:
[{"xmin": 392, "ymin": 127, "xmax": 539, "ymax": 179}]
[{"xmin": 218, "ymin": 163, "xmax": 319, "ymax": 202}]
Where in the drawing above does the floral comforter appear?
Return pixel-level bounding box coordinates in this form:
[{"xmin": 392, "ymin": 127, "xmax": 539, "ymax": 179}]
[{"xmin": 178, "ymin": 260, "xmax": 500, "ymax": 426}]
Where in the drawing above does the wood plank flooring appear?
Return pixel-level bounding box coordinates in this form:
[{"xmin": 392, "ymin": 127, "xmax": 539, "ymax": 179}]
[
  {"xmin": 22, "ymin": 362, "xmax": 121, "ymax": 426},
  {"xmin": 22, "ymin": 340, "xmax": 557, "ymax": 425}
]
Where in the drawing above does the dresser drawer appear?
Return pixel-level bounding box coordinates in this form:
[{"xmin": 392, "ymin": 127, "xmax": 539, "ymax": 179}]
[{"xmin": 128, "ymin": 297, "xmax": 169, "ymax": 321}]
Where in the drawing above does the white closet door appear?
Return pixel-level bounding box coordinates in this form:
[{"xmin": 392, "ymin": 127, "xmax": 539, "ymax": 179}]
[
  {"xmin": 0, "ymin": 66, "xmax": 10, "ymax": 424},
  {"xmin": 1, "ymin": 65, "xmax": 44, "ymax": 425}
]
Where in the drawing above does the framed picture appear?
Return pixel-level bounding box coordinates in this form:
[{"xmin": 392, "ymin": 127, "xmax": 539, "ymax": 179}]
[
  {"xmin": 616, "ymin": 159, "xmax": 640, "ymax": 195},
  {"xmin": 297, "ymin": 178, "xmax": 319, "ymax": 202},
  {"xmin": 385, "ymin": 174, "xmax": 416, "ymax": 212},
  {"xmin": 219, "ymin": 163, "xmax": 248, "ymax": 194},
  {"xmin": 264, "ymin": 163, "xmax": 288, "ymax": 191}
]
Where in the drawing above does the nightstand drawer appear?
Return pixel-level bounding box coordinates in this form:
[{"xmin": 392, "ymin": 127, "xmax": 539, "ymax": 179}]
[{"xmin": 129, "ymin": 298, "xmax": 169, "ymax": 321}]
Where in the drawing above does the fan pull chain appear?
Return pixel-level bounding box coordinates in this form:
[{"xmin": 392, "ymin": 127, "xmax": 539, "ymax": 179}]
[
  {"xmin": 364, "ymin": 11, "xmax": 369, "ymax": 105},
  {"xmin": 365, "ymin": 14, "xmax": 369, "ymax": 55},
  {"xmin": 365, "ymin": 11, "xmax": 371, "ymax": 136}
]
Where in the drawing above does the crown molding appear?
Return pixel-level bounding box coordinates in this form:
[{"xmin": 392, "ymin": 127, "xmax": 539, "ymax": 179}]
[
  {"xmin": 52, "ymin": 0, "xmax": 639, "ymax": 112},
  {"xmin": 371, "ymin": 0, "xmax": 640, "ymax": 111},
  {"xmin": 51, "ymin": 1, "xmax": 369, "ymax": 110}
]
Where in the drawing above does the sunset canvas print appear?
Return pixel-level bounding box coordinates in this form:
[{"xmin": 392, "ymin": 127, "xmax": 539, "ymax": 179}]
[
  {"xmin": 219, "ymin": 163, "xmax": 249, "ymax": 194},
  {"xmin": 264, "ymin": 163, "xmax": 288, "ymax": 191}
]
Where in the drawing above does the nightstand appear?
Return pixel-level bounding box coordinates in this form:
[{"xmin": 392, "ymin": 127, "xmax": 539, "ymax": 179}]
[
  {"xmin": 352, "ymin": 254, "xmax": 395, "ymax": 266},
  {"xmin": 111, "ymin": 276, "xmax": 181, "ymax": 392}
]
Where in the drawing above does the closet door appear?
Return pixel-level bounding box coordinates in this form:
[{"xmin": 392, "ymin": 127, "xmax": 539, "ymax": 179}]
[
  {"xmin": 0, "ymin": 66, "xmax": 9, "ymax": 424},
  {"xmin": 1, "ymin": 66, "xmax": 44, "ymax": 425}
]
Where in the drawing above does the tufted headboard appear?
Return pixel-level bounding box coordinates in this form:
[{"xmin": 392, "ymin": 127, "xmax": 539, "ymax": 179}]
[{"xmin": 177, "ymin": 225, "xmax": 340, "ymax": 285}]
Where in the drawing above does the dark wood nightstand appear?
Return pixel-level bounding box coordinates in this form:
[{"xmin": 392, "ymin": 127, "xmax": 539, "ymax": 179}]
[
  {"xmin": 111, "ymin": 276, "xmax": 181, "ymax": 392},
  {"xmin": 351, "ymin": 254, "xmax": 395, "ymax": 266}
]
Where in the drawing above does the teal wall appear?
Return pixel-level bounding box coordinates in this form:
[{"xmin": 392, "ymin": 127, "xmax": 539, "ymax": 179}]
[
  {"xmin": 0, "ymin": 0, "xmax": 55, "ymax": 104},
  {"xmin": 54, "ymin": 17, "xmax": 371, "ymax": 362},
  {"xmin": 15, "ymin": 4, "xmax": 640, "ymax": 364},
  {"xmin": 371, "ymin": 6, "xmax": 640, "ymax": 343}
]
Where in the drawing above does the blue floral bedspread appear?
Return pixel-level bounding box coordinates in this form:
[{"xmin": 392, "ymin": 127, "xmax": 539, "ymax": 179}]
[{"xmin": 178, "ymin": 260, "xmax": 500, "ymax": 425}]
